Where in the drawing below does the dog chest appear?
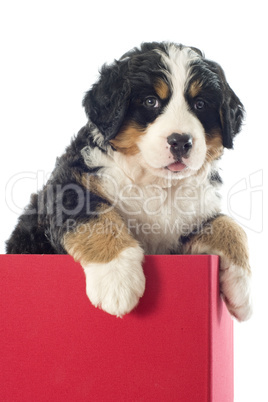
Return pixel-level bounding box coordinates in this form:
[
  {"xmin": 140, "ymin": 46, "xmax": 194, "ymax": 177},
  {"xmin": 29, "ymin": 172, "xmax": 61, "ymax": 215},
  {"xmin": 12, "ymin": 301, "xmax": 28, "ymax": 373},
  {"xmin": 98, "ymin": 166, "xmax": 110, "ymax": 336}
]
[{"xmin": 108, "ymin": 177, "xmax": 221, "ymax": 254}]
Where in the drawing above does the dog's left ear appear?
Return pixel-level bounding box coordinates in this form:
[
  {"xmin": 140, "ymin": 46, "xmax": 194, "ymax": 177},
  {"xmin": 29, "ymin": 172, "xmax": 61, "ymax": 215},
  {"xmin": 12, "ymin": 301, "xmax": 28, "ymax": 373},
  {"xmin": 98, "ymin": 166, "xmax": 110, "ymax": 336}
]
[
  {"xmin": 220, "ymin": 82, "xmax": 245, "ymax": 149},
  {"xmin": 83, "ymin": 61, "xmax": 130, "ymax": 142},
  {"xmin": 207, "ymin": 60, "xmax": 245, "ymax": 149}
]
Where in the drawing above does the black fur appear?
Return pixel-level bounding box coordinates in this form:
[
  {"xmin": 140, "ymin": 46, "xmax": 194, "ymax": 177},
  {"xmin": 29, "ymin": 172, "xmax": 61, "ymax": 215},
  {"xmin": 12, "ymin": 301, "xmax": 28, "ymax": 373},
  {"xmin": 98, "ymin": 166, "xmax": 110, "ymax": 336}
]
[
  {"xmin": 83, "ymin": 61, "xmax": 131, "ymax": 142},
  {"xmin": 6, "ymin": 126, "xmax": 108, "ymax": 254},
  {"xmin": 83, "ymin": 43, "xmax": 171, "ymax": 142}
]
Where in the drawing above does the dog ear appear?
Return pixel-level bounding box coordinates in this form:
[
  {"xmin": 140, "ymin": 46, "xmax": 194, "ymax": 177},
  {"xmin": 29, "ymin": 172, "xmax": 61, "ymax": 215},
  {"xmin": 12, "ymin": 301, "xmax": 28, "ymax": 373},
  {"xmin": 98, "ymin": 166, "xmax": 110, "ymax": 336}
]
[
  {"xmin": 83, "ymin": 61, "xmax": 130, "ymax": 142},
  {"xmin": 220, "ymin": 83, "xmax": 245, "ymax": 148},
  {"xmin": 206, "ymin": 60, "xmax": 245, "ymax": 149}
]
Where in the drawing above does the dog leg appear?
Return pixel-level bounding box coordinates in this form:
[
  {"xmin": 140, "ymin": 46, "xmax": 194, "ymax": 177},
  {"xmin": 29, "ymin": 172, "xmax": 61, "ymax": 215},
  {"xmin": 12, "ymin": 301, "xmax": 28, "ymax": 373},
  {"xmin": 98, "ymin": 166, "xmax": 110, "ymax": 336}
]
[
  {"xmin": 182, "ymin": 215, "xmax": 252, "ymax": 321},
  {"xmin": 63, "ymin": 209, "xmax": 145, "ymax": 317}
]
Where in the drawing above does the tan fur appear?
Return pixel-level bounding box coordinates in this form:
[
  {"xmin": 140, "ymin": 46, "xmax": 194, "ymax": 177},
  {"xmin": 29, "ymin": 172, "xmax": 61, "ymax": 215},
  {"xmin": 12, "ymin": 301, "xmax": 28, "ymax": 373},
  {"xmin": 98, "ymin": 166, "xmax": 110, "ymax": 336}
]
[
  {"xmin": 184, "ymin": 215, "xmax": 250, "ymax": 272},
  {"xmin": 189, "ymin": 80, "xmax": 202, "ymax": 98},
  {"xmin": 205, "ymin": 132, "xmax": 224, "ymax": 162},
  {"xmin": 110, "ymin": 123, "xmax": 145, "ymax": 155},
  {"xmin": 154, "ymin": 79, "xmax": 170, "ymax": 99},
  {"xmin": 63, "ymin": 207, "xmax": 138, "ymax": 265}
]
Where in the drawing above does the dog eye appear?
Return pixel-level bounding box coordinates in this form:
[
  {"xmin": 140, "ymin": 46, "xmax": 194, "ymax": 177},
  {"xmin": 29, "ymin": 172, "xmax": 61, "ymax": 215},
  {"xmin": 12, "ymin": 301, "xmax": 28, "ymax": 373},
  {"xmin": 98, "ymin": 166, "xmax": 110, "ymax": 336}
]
[
  {"xmin": 194, "ymin": 99, "xmax": 206, "ymax": 110},
  {"xmin": 144, "ymin": 97, "xmax": 159, "ymax": 108}
]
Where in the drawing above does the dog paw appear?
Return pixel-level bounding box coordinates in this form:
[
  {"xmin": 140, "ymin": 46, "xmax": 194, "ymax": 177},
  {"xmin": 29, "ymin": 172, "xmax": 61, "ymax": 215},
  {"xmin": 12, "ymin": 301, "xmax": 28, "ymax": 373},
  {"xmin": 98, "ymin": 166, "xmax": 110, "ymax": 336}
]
[
  {"xmin": 220, "ymin": 261, "xmax": 252, "ymax": 321},
  {"xmin": 82, "ymin": 246, "xmax": 145, "ymax": 317}
]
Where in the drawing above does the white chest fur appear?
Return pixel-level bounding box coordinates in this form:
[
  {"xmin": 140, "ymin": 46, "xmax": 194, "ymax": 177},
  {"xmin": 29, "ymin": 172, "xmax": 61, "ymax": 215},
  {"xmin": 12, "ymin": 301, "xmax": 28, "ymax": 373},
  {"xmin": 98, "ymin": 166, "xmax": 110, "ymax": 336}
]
[
  {"xmin": 101, "ymin": 167, "xmax": 221, "ymax": 254},
  {"xmin": 82, "ymin": 146, "xmax": 221, "ymax": 254}
]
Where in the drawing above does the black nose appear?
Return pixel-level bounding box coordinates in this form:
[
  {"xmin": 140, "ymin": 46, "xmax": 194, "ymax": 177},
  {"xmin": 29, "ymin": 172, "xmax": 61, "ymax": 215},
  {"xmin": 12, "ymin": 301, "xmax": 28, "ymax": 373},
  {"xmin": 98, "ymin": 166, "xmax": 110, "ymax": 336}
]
[{"xmin": 167, "ymin": 133, "xmax": 192, "ymax": 158}]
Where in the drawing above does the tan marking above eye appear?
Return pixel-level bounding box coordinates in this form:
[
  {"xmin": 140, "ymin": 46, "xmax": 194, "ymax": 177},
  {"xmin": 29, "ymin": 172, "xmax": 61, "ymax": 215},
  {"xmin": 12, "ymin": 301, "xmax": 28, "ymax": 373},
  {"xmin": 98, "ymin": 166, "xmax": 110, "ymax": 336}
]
[
  {"xmin": 189, "ymin": 80, "xmax": 203, "ymax": 98},
  {"xmin": 154, "ymin": 79, "xmax": 170, "ymax": 100}
]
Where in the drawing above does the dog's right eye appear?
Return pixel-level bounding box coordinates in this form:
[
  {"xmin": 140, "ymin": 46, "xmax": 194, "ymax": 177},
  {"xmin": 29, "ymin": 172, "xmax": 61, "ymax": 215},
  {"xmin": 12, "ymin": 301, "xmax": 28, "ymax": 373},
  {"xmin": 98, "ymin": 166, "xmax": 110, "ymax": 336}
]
[{"xmin": 144, "ymin": 97, "xmax": 160, "ymax": 108}]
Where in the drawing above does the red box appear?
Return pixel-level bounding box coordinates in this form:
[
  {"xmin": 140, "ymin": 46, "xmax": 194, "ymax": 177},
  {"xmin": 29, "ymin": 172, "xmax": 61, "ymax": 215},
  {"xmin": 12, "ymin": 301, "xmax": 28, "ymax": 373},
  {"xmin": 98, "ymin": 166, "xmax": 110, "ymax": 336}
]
[{"xmin": 0, "ymin": 255, "xmax": 233, "ymax": 401}]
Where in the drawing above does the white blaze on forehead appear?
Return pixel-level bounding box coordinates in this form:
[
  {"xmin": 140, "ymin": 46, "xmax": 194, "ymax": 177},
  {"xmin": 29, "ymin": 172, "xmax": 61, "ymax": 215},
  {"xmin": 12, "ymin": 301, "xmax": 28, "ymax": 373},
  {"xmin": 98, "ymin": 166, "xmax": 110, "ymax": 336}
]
[
  {"xmin": 164, "ymin": 45, "xmax": 196, "ymax": 86},
  {"xmin": 158, "ymin": 44, "xmax": 201, "ymax": 94},
  {"xmin": 137, "ymin": 45, "xmax": 207, "ymax": 172},
  {"xmin": 159, "ymin": 45, "xmax": 201, "ymax": 130}
]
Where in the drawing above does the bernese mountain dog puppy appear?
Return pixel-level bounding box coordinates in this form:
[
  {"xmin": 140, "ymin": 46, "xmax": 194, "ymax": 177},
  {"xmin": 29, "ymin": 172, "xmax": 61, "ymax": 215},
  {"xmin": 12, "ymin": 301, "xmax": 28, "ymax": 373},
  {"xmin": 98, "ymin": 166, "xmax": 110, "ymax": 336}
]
[{"xmin": 6, "ymin": 42, "xmax": 252, "ymax": 321}]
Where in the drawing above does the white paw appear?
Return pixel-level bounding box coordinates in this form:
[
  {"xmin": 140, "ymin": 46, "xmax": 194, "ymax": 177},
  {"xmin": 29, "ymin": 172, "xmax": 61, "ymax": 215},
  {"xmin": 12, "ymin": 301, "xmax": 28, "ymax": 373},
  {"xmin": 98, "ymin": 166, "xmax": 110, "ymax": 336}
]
[
  {"xmin": 82, "ymin": 246, "xmax": 145, "ymax": 317},
  {"xmin": 220, "ymin": 261, "xmax": 252, "ymax": 321}
]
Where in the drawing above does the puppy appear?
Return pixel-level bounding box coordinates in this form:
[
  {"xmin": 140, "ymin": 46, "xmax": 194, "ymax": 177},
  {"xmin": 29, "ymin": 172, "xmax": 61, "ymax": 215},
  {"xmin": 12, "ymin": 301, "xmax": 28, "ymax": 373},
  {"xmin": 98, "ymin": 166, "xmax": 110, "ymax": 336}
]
[{"xmin": 6, "ymin": 42, "xmax": 252, "ymax": 320}]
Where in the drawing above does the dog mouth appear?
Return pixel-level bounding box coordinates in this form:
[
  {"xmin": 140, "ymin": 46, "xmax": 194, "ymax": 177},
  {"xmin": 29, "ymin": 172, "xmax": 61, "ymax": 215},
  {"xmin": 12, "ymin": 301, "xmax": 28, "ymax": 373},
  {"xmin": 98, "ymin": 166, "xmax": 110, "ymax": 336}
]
[{"xmin": 165, "ymin": 160, "xmax": 187, "ymax": 172}]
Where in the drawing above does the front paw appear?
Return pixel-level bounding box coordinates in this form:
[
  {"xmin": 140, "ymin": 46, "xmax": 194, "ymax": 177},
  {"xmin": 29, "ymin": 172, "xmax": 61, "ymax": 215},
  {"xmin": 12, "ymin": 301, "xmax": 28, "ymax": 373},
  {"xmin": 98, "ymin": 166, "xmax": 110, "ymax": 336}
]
[
  {"xmin": 220, "ymin": 260, "xmax": 252, "ymax": 321},
  {"xmin": 82, "ymin": 246, "xmax": 145, "ymax": 317}
]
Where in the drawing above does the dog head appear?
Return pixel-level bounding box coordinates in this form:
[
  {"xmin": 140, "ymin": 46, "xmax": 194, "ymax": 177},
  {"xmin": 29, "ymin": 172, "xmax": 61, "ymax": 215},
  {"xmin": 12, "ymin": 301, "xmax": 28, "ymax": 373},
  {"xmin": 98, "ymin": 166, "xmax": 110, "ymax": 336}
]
[{"xmin": 83, "ymin": 42, "xmax": 244, "ymax": 179}]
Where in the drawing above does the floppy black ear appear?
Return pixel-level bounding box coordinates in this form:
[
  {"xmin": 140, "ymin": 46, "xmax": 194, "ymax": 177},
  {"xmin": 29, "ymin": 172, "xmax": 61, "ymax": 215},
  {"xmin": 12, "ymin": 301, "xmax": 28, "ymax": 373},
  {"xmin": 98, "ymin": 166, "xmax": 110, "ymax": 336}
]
[
  {"xmin": 83, "ymin": 61, "xmax": 130, "ymax": 142},
  {"xmin": 220, "ymin": 83, "xmax": 245, "ymax": 148},
  {"xmin": 206, "ymin": 60, "xmax": 245, "ymax": 149}
]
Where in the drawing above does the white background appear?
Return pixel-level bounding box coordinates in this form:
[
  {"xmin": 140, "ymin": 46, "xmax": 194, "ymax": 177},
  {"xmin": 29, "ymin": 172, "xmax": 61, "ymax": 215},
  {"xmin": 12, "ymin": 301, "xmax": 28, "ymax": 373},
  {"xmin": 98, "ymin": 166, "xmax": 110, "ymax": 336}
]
[{"xmin": 0, "ymin": 1, "xmax": 267, "ymax": 400}]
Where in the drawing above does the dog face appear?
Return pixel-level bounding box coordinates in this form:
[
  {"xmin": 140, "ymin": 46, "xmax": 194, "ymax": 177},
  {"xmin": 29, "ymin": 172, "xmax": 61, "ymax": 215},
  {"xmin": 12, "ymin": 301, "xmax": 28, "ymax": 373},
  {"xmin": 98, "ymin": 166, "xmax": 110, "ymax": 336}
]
[{"xmin": 83, "ymin": 42, "xmax": 244, "ymax": 180}]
